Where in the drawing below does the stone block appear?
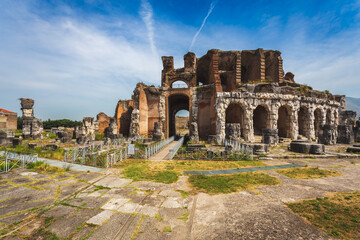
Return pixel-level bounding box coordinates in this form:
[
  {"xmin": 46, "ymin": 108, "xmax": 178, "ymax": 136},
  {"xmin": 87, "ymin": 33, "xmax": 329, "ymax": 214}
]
[
  {"xmin": 337, "ymin": 125, "xmax": 354, "ymax": 144},
  {"xmin": 225, "ymin": 123, "xmax": 241, "ymax": 141},
  {"xmin": 318, "ymin": 124, "xmax": 336, "ymax": 145},
  {"xmin": 289, "ymin": 141, "xmax": 324, "ymax": 155},
  {"xmin": 346, "ymin": 147, "xmax": 360, "ymax": 153},
  {"xmin": 262, "ymin": 129, "xmax": 278, "ymax": 146}
]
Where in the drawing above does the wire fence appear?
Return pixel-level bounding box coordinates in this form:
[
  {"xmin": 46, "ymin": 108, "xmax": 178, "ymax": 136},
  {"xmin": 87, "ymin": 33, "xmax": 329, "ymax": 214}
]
[
  {"xmin": 63, "ymin": 139, "xmax": 128, "ymax": 168},
  {"xmin": 173, "ymin": 139, "xmax": 253, "ymax": 161},
  {"xmin": 0, "ymin": 151, "xmax": 39, "ymax": 173},
  {"xmin": 169, "ymin": 136, "xmax": 184, "ymax": 160},
  {"xmin": 144, "ymin": 136, "xmax": 175, "ymax": 159}
]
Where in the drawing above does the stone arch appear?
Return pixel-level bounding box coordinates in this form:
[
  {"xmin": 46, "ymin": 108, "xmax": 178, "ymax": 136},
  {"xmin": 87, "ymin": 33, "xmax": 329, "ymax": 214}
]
[
  {"xmin": 171, "ymin": 80, "xmax": 188, "ymax": 89},
  {"xmin": 139, "ymin": 90, "xmax": 148, "ymax": 136},
  {"xmin": 253, "ymin": 104, "xmax": 270, "ymax": 135},
  {"xmin": 225, "ymin": 102, "xmax": 246, "ymax": 139},
  {"xmin": 326, "ymin": 109, "xmax": 332, "ymax": 125},
  {"xmin": 298, "ymin": 106, "xmax": 310, "ymax": 138},
  {"xmin": 277, "ymin": 105, "xmax": 292, "ymax": 138},
  {"xmin": 168, "ymin": 94, "xmax": 189, "ymax": 137},
  {"xmin": 314, "ymin": 108, "xmax": 322, "ymax": 138}
]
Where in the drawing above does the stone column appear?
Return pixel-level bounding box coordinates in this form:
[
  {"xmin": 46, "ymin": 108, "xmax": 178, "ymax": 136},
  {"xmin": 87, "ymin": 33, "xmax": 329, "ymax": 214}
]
[
  {"xmin": 245, "ymin": 108, "xmax": 255, "ymax": 142},
  {"xmin": 215, "ymin": 101, "xmax": 226, "ymax": 143},
  {"xmin": 291, "ymin": 107, "xmax": 299, "ymax": 140},
  {"xmin": 309, "ymin": 107, "xmax": 316, "ymax": 140}
]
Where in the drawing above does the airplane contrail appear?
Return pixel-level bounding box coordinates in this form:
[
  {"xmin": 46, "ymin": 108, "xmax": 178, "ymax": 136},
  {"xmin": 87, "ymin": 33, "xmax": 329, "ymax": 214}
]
[{"xmin": 189, "ymin": 1, "xmax": 218, "ymax": 51}]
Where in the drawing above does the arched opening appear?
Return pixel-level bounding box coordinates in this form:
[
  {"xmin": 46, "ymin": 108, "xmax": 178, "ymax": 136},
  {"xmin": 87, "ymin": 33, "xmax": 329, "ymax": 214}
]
[
  {"xmin": 314, "ymin": 108, "xmax": 322, "ymax": 138},
  {"xmin": 171, "ymin": 80, "xmax": 188, "ymax": 89},
  {"xmin": 253, "ymin": 105, "xmax": 270, "ymax": 135},
  {"xmin": 278, "ymin": 106, "xmax": 291, "ymax": 138},
  {"xmin": 168, "ymin": 94, "xmax": 189, "ymax": 137},
  {"xmin": 225, "ymin": 103, "xmax": 245, "ymax": 139},
  {"xmin": 326, "ymin": 109, "xmax": 332, "ymax": 125},
  {"xmin": 175, "ymin": 110, "xmax": 189, "ymax": 136},
  {"xmin": 298, "ymin": 106, "xmax": 309, "ymax": 138}
]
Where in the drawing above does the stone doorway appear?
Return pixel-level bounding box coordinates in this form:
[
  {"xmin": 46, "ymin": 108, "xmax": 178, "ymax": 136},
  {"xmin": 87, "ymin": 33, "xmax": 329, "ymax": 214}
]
[
  {"xmin": 278, "ymin": 106, "xmax": 291, "ymax": 138},
  {"xmin": 168, "ymin": 94, "xmax": 189, "ymax": 137},
  {"xmin": 253, "ymin": 105, "xmax": 270, "ymax": 135},
  {"xmin": 225, "ymin": 103, "xmax": 245, "ymax": 139}
]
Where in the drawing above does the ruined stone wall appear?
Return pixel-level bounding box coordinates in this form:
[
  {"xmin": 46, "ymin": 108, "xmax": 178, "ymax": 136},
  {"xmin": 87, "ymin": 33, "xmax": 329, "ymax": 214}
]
[
  {"xmin": 215, "ymin": 91, "xmax": 340, "ymax": 143},
  {"xmin": 96, "ymin": 112, "xmax": 111, "ymax": 134},
  {"xmin": 115, "ymin": 100, "xmax": 133, "ymax": 137}
]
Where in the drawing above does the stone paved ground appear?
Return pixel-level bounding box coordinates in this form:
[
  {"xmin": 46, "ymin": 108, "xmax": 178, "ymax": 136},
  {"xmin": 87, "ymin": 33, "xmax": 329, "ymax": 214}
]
[{"xmin": 0, "ymin": 158, "xmax": 359, "ymax": 240}]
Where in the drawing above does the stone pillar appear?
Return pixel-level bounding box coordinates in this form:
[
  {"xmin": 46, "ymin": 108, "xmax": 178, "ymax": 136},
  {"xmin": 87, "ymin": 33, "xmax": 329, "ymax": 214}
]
[
  {"xmin": 129, "ymin": 109, "xmax": 140, "ymax": 138},
  {"xmin": 291, "ymin": 109, "xmax": 299, "ymax": 140},
  {"xmin": 215, "ymin": 101, "xmax": 226, "ymax": 143},
  {"xmin": 20, "ymin": 98, "xmax": 43, "ymax": 140},
  {"xmin": 309, "ymin": 107, "xmax": 316, "ymax": 140},
  {"xmin": 337, "ymin": 125, "xmax": 354, "ymax": 144},
  {"xmin": 245, "ymin": 108, "xmax": 255, "ymax": 142}
]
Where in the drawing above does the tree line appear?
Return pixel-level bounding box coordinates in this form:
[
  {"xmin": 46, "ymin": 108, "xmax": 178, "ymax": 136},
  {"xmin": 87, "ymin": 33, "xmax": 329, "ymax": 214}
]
[{"xmin": 17, "ymin": 117, "xmax": 82, "ymax": 129}]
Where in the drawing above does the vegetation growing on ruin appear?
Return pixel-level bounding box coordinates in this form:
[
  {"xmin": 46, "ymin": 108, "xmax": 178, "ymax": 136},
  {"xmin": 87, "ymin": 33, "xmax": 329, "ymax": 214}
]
[
  {"xmin": 188, "ymin": 172, "xmax": 280, "ymax": 194},
  {"xmin": 276, "ymin": 167, "xmax": 341, "ymax": 179},
  {"xmin": 287, "ymin": 191, "xmax": 360, "ymax": 239},
  {"xmin": 0, "ymin": 145, "xmax": 64, "ymax": 160}
]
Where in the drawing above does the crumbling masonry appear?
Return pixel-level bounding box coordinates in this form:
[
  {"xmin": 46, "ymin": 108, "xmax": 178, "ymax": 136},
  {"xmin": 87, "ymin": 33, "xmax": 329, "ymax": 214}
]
[{"xmin": 105, "ymin": 49, "xmax": 351, "ymax": 144}]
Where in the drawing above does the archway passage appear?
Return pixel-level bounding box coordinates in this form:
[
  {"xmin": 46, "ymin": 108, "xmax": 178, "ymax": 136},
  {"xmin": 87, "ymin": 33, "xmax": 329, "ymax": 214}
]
[
  {"xmin": 225, "ymin": 103, "xmax": 245, "ymax": 139},
  {"xmin": 175, "ymin": 110, "xmax": 189, "ymax": 136},
  {"xmin": 278, "ymin": 106, "xmax": 291, "ymax": 138},
  {"xmin": 298, "ymin": 106, "xmax": 309, "ymax": 138},
  {"xmin": 168, "ymin": 94, "xmax": 189, "ymax": 137},
  {"xmin": 253, "ymin": 105, "xmax": 270, "ymax": 135},
  {"xmin": 314, "ymin": 108, "xmax": 322, "ymax": 138},
  {"xmin": 326, "ymin": 109, "xmax": 332, "ymax": 125}
]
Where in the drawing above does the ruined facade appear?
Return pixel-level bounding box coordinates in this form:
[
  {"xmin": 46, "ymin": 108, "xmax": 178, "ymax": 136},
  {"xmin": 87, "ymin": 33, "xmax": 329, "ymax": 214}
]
[{"xmin": 112, "ymin": 49, "xmax": 346, "ymax": 144}]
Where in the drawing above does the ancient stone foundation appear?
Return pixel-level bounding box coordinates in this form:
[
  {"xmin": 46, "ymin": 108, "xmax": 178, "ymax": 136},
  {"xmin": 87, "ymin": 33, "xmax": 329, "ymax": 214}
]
[
  {"xmin": 318, "ymin": 125, "xmax": 337, "ymax": 145},
  {"xmin": 289, "ymin": 141, "xmax": 325, "ymax": 155},
  {"xmin": 20, "ymin": 98, "xmax": 43, "ymax": 139}
]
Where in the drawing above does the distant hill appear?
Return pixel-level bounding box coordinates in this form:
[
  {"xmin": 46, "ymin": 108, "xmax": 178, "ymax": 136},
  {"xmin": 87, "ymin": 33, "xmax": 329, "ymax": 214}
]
[{"xmin": 346, "ymin": 97, "xmax": 360, "ymax": 118}]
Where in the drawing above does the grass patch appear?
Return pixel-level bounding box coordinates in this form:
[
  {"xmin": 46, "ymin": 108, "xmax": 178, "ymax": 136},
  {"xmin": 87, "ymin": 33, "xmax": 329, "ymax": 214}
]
[
  {"xmin": 161, "ymin": 226, "xmax": 172, "ymax": 232},
  {"xmin": 176, "ymin": 190, "xmax": 190, "ymax": 198},
  {"xmin": 287, "ymin": 191, "xmax": 360, "ymax": 239},
  {"xmin": 276, "ymin": 167, "xmax": 341, "ymax": 179},
  {"xmin": 188, "ymin": 172, "xmax": 280, "ymax": 194},
  {"xmin": 120, "ymin": 159, "xmax": 180, "ymax": 184},
  {"xmin": 154, "ymin": 213, "xmax": 164, "ymax": 222},
  {"xmin": 177, "ymin": 212, "xmax": 190, "ymax": 222},
  {"xmin": 94, "ymin": 185, "xmax": 110, "ymax": 191},
  {"xmin": 27, "ymin": 162, "xmax": 65, "ymax": 173}
]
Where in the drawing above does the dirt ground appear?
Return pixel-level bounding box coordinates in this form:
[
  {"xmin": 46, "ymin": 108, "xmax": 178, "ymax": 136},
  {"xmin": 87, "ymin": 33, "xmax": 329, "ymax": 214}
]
[{"xmin": 0, "ymin": 157, "xmax": 359, "ymax": 240}]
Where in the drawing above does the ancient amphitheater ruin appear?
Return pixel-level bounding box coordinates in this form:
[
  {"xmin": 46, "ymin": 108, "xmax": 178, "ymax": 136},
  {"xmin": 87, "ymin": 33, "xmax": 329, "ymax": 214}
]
[{"xmin": 101, "ymin": 48, "xmax": 353, "ymax": 147}]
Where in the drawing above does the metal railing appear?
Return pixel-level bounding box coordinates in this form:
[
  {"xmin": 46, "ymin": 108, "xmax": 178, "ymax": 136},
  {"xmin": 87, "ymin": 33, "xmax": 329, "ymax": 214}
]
[
  {"xmin": 0, "ymin": 151, "xmax": 38, "ymax": 173},
  {"xmin": 169, "ymin": 137, "xmax": 184, "ymax": 160},
  {"xmin": 145, "ymin": 136, "xmax": 175, "ymax": 159},
  {"xmin": 223, "ymin": 139, "xmax": 253, "ymax": 160}
]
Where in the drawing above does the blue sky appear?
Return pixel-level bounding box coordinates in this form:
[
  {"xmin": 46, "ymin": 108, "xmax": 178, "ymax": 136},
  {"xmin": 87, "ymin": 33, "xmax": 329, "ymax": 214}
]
[{"xmin": 1, "ymin": 0, "xmax": 359, "ymax": 120}]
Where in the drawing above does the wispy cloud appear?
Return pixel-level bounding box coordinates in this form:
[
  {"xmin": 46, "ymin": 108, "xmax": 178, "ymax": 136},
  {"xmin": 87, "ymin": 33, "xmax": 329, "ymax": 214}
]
[
  {"xmin": 189, "ymin": 1, "xmax": 218, "ymax": 51},
  {"xmin": 140, "ymin": 0, "xmax": 158, "ymax": 57}
]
